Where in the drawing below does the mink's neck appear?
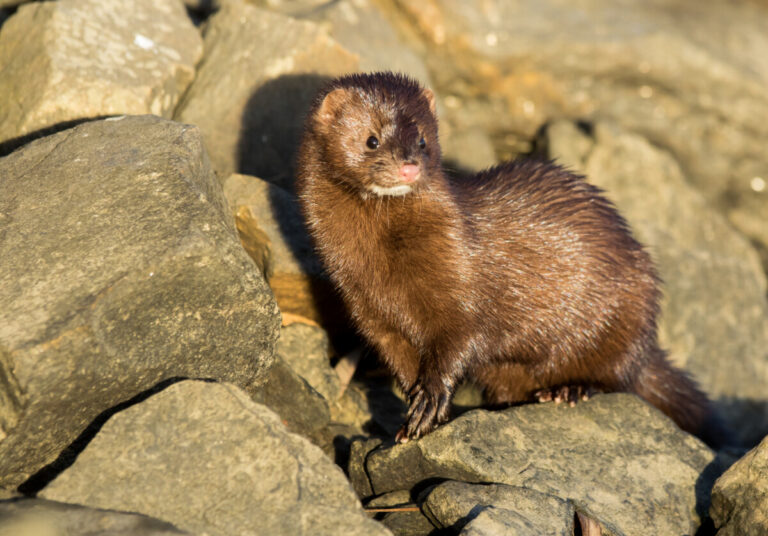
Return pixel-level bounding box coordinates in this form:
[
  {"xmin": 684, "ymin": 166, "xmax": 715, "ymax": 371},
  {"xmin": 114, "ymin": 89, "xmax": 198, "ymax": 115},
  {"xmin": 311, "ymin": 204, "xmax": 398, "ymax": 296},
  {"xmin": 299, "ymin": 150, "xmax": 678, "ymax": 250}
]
[{"xmin": 307, "ymin": 169, "xmax": 465, "ymax": 276}]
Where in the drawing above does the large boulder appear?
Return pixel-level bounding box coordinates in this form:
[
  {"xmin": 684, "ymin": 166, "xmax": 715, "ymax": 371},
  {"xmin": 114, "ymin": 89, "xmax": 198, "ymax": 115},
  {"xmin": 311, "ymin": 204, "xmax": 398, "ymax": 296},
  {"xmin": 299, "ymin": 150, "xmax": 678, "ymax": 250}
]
[
  {"xmin": 356, "ymin": 394, "xmax": 719, "ymax": 536},
  {"xmin": 544, "ymin": 120, "xmax": 768, "ymax": 445},
  {"xmin": 40, "ymin": 380, "xmax": 391, "ymax": 536},
  {"xmin": 175, "ymin": 2, "xmax": 358, "ymax": 189},
  {"xmin": 0, "ymin": 0, "xmax": 201, "ymax": 151},
  {"xmin": 0, "ymin": 115, "xmax": 280, "ymax": 489}
]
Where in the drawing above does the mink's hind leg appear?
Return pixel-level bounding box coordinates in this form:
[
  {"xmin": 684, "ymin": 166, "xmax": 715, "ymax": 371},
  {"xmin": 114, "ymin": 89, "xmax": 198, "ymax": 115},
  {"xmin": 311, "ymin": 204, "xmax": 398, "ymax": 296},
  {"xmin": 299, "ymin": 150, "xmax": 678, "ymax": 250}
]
[
  {"xmin": 473, "ymin": 361, "xmax": 543, "ymax": 406},
  {"xmin": 534, "ymin": 384, "xmax": 600, "ymax": 406}
]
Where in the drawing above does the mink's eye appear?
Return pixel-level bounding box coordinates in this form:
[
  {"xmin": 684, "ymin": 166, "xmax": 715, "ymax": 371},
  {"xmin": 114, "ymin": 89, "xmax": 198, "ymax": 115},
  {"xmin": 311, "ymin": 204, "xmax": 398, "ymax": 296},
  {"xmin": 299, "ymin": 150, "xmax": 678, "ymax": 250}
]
[
  {"xmin": 366, "ymin": 136, "xmax": 379, "ymax": 150},
  {"xmin": 419, "ymin": 137, "xmax": 426, "ymax": 150}
]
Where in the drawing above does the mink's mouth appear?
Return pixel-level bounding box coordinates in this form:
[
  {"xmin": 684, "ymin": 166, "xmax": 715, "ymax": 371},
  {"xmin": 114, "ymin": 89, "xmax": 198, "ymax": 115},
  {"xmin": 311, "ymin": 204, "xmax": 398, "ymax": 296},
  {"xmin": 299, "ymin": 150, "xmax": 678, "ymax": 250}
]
[
  {"xmin": 366, "ymin": 183, "xmax": 414, "ymax": 197},
  {"xmin": 365, "ymin": 163, "xmax": 422, "ymax": 197}
]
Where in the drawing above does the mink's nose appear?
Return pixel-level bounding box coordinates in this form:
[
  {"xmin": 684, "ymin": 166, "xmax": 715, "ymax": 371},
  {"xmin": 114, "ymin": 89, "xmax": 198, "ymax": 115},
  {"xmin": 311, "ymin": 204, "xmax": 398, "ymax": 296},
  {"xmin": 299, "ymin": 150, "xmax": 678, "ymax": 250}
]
[{"xmin": 399, "ymin": 163, "xmax": 420, "ymax": 183}]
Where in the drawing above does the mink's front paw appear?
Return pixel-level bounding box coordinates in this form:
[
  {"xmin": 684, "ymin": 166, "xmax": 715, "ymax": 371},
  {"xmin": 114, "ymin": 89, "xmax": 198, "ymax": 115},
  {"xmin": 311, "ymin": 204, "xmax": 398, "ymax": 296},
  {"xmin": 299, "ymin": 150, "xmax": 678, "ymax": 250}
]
[{"xmin": 395, "ymin": 379, "xmax": 452, "ymax": 443}]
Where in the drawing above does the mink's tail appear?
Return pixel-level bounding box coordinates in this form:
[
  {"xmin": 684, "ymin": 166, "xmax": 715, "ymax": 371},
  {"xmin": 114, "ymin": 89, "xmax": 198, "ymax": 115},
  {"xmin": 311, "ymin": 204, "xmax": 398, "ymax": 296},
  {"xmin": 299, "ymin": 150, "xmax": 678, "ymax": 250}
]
[{"xmin": 629, "ymin": 349, "xmax": 730, "ymax": 448}]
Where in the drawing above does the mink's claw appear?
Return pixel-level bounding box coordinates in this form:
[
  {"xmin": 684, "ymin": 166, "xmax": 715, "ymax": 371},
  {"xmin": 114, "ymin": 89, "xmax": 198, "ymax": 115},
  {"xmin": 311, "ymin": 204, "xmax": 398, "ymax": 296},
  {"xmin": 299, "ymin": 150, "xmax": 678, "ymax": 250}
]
[
  {"xmin": 534, "ymin": 385, "xmax": 597, "ymax": 407},
  {"xmin": 396, "ymin": 379, "xmax": 451, "ymax": 443}
]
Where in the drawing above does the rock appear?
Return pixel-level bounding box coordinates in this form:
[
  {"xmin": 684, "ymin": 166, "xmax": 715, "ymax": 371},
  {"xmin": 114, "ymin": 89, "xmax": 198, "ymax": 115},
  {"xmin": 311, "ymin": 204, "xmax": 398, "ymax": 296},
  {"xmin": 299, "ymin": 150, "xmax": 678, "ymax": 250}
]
[
  {"xmin": 361, "ymin": 394, "xmax": 718, "ymax": 536},
  {"xmin": 457, "ymin": 508, "xmax": 540, "ymax": 536},
  {"xmin": 248, "ymin": 354, "xmax": 330, "ymax": 442},
  {"xmin": 349, "ymin": 437, "xmax": 384, "ymax": 499},
  {"xmin": 440, "ymin": 125, "xmax": 498, "ymax": 174},
  {"xmin": 544, "ymin": 120, "xmax": 768, "ymax": 446},
  {"xmin": 264, "ymin": 0, "xmax": 431, "ymax": 83},
  {"xmin": 0, "ymin": 0, "xmax": 201, "ymax": 152},
  {"xmin": 0, "ymin": 498, "xmax": 190, "ymax": 535},
  {"xmin": 330, "ymin": 381, "xmax": 376, "ymax": 432},
  {"xmin": 366, "ymin": 490, "xmax": 435, "ymax": 536},
  {"xmin": 223, "ymin": 173, "xmax": 319, "ymax": 278},
  {"xmin": 222, "ymin": 173, "xmax": 352, "ymax": 339},
  {"xmin": 0, "ymin": 0, "xmax": 29, "ymax": 8},
  {"xmin": 40, "ymin": 381, "xmax": 391, "ymax": 536},
  {"xmin": 422, "ymin": 481, "xmax": 574, "ymax": 535},
  {"xmin": 175, "ymin": 2, "xmax": 358, "ymax": 189},
  {"xmin": 388, "ymin": 0, "xmax": 768, "ymax": 253},
  {"xmin": 253, "ymin": 0, "xmax": 497, "ymax": 172},
  {"xmin": 277, "ymin": 323, "xmax": 340, "ymax": 402},
  {"xmin": 710, "ymin": 435, "xmax": 768, "ymax": 535},
  {"xmin": 0, "ymin": 116, "xmax": 280, "ymax": 489}
]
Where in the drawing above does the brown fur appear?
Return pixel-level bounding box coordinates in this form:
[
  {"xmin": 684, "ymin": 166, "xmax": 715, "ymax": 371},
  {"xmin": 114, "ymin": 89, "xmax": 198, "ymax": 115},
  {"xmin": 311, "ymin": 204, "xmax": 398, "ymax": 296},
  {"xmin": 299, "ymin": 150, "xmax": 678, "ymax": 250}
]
[{"xmin": 296, "ymin": 72, "xmax": 715, "ymax": 443}]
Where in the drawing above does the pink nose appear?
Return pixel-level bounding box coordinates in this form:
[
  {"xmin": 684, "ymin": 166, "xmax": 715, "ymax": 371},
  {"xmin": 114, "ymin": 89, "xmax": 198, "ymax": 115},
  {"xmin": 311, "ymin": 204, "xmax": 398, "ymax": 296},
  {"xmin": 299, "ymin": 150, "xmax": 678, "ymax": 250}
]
[{"xmin": 399, "ymin": 164, "xmax": 420, "ymax": 183}]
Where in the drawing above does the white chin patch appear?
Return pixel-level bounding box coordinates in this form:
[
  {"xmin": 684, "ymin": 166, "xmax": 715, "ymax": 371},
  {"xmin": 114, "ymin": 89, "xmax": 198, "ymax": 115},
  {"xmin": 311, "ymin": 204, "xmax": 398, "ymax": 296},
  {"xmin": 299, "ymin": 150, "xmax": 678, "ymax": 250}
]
[{"xmin": 367, "ymin": 184, "xmax": 413, "ymax": 197}]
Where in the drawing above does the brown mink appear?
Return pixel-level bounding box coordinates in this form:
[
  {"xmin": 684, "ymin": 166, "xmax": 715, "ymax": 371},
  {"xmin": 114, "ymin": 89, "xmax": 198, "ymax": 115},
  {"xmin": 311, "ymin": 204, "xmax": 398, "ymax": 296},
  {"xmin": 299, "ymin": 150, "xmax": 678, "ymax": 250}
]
[{"xmin": 296, "ymin": 71, "xmax": 717, "ymax": 444}]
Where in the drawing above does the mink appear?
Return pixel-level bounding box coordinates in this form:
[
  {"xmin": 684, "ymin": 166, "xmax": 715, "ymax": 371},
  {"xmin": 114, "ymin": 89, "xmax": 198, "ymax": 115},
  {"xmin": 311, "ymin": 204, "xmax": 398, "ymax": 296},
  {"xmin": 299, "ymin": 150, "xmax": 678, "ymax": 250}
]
[{"xmin": 295, "ymin": 71, "xmax": 719, "ymax": 444}]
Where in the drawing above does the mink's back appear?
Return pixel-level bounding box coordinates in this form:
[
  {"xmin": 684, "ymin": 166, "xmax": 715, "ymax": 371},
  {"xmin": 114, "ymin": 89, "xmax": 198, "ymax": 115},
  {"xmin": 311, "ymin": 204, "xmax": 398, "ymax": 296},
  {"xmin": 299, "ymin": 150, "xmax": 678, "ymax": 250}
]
[{"xmin": 446, "ymin": 159, "xmax": 661, "ymax": 376}]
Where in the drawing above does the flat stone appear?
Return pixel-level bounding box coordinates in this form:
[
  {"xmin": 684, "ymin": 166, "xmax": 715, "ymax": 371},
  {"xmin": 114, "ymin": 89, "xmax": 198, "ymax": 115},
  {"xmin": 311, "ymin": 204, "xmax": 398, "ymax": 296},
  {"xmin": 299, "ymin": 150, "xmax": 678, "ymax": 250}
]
[
  {"xmin": 0, "ymin": 116, "xmax": 280, "ymax": 489},
  {"xmin": 422, "ymin": 481, "xmax": 574, "ymax": 535},
  {"xmin": 40, "ymin": 381, "xmax": 391, "ymax": 536},
  {"xmin": 363, "ymin": 394, "xmax": 719, "ymax": 536},
  {"xmin": 0, "ymin": 0, "xmax": 201, "ymax": 150}
]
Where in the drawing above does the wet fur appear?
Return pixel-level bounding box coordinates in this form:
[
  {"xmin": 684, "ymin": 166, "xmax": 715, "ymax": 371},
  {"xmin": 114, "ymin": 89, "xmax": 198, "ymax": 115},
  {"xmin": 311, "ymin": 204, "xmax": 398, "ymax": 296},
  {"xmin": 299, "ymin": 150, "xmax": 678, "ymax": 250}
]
[{"xmin": 296, "ymin": 72, "xmax": 715, "ymax": 443}]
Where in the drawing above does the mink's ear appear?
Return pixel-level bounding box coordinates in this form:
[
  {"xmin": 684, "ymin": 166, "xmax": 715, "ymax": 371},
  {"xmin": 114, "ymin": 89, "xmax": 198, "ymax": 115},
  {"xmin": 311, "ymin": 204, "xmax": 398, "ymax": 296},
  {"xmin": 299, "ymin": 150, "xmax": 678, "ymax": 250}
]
[
  {"xmin": 421, "ymin": 87, "xmax": 436, "ymax": 115},
  {"xmin": 316, "ymin": 88, "xmax": 348, "ymax": 125}
]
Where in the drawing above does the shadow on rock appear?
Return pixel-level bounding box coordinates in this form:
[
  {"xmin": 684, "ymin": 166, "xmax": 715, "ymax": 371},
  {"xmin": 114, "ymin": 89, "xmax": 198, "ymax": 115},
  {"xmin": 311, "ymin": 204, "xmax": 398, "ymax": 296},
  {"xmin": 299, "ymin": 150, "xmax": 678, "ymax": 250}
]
[
  {"xmin": 237, "ymin": 73, "xmax": 364, "ymax": 356},
  {"xmin": 237, "ymin": 73, "xmax": 332, "ymax": 192},
  {"xmin": 715, "ymin": 396, "xmax": 768, "ymax": 448},
  {"xmin": 0, "ymin": 116, "xmax": 112, "ymax": 157}
]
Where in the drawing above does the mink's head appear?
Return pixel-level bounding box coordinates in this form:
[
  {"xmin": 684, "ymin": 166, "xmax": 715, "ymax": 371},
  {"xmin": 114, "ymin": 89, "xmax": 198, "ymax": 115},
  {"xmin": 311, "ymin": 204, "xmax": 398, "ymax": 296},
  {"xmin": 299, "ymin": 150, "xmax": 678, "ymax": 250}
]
[{"xmin": 303, "ymin": 72, "xmax": 441, "ymax": 199}]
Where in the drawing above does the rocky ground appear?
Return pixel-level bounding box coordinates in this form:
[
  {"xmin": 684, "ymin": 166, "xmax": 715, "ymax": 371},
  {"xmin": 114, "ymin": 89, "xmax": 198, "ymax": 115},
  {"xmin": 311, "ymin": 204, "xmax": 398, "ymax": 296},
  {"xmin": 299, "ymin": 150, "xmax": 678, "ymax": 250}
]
[{"xmin": 0, "ymin": 0, "xmax": 767, "ymax": 535}]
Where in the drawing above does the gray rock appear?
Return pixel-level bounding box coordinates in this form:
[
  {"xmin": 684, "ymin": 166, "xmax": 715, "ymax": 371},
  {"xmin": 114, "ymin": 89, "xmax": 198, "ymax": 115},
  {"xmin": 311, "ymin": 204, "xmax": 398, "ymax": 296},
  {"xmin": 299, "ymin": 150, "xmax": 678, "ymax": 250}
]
[
  {"xmin": 0, "ymin": 0, "xmax": 29, "ymax": 8},
  {"xmin": 248, "ymin": 354, "xmax": 331, "ymax": 441},
  {"xmin": 390, "ymin": 0, "xmax": 768, "ymax": 254},
  {"xmin": 0, "ymin": 498, "xmax": 190, "ymax": 535},
  {"xmin": 349, "ymin": 437, "xmax": 384, "ymax": 499},
  {"xmin": 0, "ymin": 0, "xmax": 201, "ymax": 150},
  {"xmin": 277, "ymin": 323, "xmax": 340, "ymax": 402},
  {"xmin": 222, "ymin": 173, "xmax": 349, "ymax": 334},
  {"xmin": 0, "ymin": 116, "xmax": 280, "ymax": 489},
  {"xmin": 40, "ymin": 381, "xmax": 391, "ymax": 536},
  {"xmin": 330, "ymin": 380, "xmax": 377, "ymax": 432},
  {"xmin": 710, "ymin": 435, "xmax": 768, "ymax": 535},
  {"xmin": 366, "ymin": 490, "xmax": 435, "ymax": 536},
  {"xmin": 175, "ymin": 2, "xmax": 358, "ymax": 188},
  {"xmin": 363, "ymin": 394, "xmax": 718, "ymax": 536},
  {"xmin": 459, "ymin": 507, "xmax": 548, "ymax": 536},
  {"xmin": 290, "ymin": 0, "xmax": 432, "ymax": 84},
  {"xmin": 223, "ymin": 173, "xmax": 323, "ymax": 279},
  {"xmin": 252, "ymin": 0, "xmax": 498, "ymax": 172},
  {"xmin": 423, "ymin": 481, "xmax": 574, "ymax": 535},
  {"xmin": 545, "ymin": 120, "xmax": 768, "ymax": 445}
]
